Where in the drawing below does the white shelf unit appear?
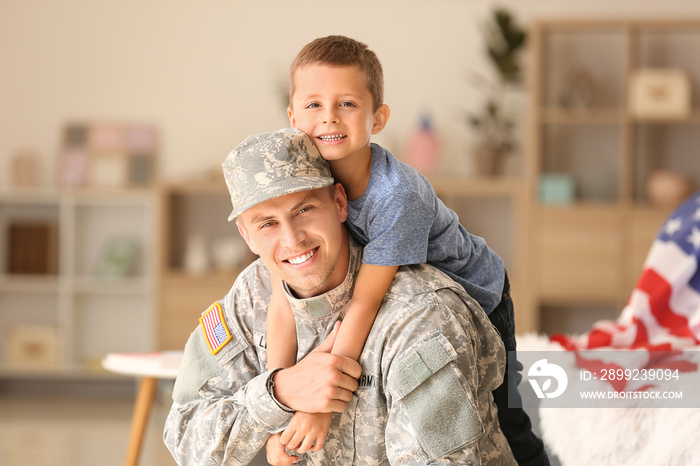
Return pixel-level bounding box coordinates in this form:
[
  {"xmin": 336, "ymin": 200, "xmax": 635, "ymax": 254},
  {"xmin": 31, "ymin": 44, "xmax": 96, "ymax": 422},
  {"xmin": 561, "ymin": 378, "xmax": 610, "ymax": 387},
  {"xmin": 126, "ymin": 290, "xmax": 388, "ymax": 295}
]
[{"xmin": 0, "ymin": 188, "xmax": 157, "ymax": 377}]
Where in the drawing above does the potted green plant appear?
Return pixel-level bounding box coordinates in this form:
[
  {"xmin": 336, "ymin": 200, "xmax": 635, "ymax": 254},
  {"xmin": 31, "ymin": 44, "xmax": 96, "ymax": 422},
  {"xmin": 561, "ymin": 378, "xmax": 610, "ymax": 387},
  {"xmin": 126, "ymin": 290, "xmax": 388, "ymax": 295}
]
[{"xmin": 468, "ymin": 8, "xmax": 526, "ymax": 176}]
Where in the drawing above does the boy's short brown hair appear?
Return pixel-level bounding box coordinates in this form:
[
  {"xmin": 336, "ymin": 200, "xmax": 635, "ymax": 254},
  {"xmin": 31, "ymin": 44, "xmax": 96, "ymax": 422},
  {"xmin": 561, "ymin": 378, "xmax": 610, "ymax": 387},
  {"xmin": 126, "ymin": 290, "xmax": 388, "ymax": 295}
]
[{"xmin": 289, "ymin": 35, "xmax": 384, "ymax": 111}]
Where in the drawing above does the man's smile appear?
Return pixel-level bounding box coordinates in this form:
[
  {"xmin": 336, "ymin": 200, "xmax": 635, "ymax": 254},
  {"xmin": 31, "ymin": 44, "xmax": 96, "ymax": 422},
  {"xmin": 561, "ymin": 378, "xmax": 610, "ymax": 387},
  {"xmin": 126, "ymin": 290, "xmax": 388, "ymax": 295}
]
[{"xmin": 285, "ymin": 247, "xmax": 318, "ymax": 265}]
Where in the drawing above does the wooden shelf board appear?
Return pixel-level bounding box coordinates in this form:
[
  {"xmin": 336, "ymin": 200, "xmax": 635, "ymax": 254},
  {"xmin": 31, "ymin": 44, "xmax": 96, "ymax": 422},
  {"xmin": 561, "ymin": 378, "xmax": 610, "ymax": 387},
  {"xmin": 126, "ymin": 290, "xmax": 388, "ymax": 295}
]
[
  {"xmin": 0, "ymin": 274, "xmax": 60, "ymax": 293},
  {"xmin": 72, "ymin": 276, "xmax": 152, "ymax": 294},
  {"xmin": 632, "ymin": 111, "xmax": 700, "ymax": 125},
  {"xmin": 540, "ymin": 108, "xmax": 700, "ymax": 125},
  {"xmin": 536, "ymin": 201, "xmax": 624, "ymax": 212},
  {"xmin": 429, "ymin": 176, "xmax": 525, "ymax": 197},
  {"xmin": 541, "ymin": 107, "xmax": 625, "ymax": 124}
]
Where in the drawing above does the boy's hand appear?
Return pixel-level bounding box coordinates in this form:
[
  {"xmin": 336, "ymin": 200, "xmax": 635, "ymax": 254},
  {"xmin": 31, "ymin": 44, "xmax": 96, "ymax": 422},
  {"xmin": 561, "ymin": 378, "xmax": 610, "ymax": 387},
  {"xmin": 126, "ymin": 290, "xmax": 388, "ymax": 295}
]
[
  {"xmin": 266, "ymin": 433, "xmax": 299, "ymax": 465},
  {"xmin": 281, "ymin": 411, "xmax": 333, "ymax": 455}
]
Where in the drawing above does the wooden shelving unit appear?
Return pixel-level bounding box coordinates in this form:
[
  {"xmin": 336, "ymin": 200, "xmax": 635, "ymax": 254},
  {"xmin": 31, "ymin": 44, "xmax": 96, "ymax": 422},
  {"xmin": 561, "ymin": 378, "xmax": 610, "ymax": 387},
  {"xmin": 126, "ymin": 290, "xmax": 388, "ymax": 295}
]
[
  {"xmin": 524, "ymin": 18, "xmax": 700, "ymax": 334},
  {"xmin": 157, "ymin": 178, "xmax": 255, "ymax": 350}
]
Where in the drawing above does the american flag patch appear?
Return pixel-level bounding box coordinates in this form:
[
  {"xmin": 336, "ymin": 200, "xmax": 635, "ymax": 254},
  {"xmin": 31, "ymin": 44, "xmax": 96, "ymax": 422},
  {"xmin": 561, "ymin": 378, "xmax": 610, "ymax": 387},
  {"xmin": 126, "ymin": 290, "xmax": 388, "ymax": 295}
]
[{"xmin": 200, "ymin": 302, "xmax": 232, "ymax": 355}]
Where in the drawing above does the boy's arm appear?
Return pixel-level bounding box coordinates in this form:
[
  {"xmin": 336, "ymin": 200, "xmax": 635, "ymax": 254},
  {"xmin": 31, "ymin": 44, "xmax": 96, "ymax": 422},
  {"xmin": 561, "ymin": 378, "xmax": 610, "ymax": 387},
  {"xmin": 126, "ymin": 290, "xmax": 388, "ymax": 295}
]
[
  {"xmin": 267, "ymin": 273, "xmax": 298, "ymax": 369},
  {"xmin": 273, "ymin": 265, "xmax": 396, "ymax": 456},
  {"xmin": 331, "ymin": 263, "xmax": 399, "ymax": 360}
]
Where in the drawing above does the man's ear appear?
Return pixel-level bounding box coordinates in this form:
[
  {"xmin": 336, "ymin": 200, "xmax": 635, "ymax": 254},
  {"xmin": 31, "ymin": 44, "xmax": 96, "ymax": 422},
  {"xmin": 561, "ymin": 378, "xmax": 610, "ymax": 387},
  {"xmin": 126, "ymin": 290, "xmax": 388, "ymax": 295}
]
[
  {"xmin": 236, "ymin": 220, "xmax": 259, "ymax": 256},
  {"xmin": 371, "ymin": 104, "xmax": 390, "ymax": 135},
  {"xmin": 333, "ymin": 183, "xmax": 349, "ymax": 223}
]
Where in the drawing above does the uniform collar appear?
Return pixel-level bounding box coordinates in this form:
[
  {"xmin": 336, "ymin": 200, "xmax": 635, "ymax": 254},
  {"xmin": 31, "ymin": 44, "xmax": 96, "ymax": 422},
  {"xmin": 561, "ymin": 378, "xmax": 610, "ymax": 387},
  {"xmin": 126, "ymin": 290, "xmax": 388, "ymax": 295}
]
[{"xmin": 282, "ymin": 236, "xmax": 362, "ymax": 321}]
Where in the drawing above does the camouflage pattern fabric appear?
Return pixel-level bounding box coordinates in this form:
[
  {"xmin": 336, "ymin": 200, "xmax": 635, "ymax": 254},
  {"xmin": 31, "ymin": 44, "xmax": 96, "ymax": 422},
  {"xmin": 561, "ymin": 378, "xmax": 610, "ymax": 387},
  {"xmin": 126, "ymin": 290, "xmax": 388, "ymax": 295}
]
[
  {"xmin": 222, "ymin": 128, "xmax": 334, "ymax": 221},
  {"xmin": 164, "ymin": 238, "xmax": 516, "ymax": 465}
]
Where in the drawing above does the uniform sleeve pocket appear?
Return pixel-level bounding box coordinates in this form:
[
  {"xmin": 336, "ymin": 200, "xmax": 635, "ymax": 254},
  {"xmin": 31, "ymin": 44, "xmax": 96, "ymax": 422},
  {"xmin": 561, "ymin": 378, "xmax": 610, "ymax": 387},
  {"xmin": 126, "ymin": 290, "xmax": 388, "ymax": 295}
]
[
  {"xmin": 172, "ymin": 328, "xmax": 225, "ymax": 404},
  {"xmin": 171, "ymin": 322, "xmax": 248, "ymax": 405},
  {"xmin": 388, "ymin": 333, "xmax": 484, "ymax": 461}
]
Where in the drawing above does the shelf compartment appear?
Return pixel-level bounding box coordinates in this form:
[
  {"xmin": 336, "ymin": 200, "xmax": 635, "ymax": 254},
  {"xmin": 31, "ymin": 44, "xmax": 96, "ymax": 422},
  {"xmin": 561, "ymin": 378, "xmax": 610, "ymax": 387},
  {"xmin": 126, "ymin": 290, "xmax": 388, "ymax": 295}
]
[
  {"xmin": 540, "ymin": 124, "xmax": 623, "ymax": 202},
  {"xmin": 636, "ymin": 30, "xmax": 700, "ymax": 108},
  {"xmin": 73, "ymin": 201, "xmax": 152, "ymax": 278},
  {"xmin": 535, "ymin": 205, "xmax": 624, "ymax": 302},
  {"xmin": 0, "ymin": 201, "xmax": 60, "ymax": 276},
  {"xmin": 632, "ymin": 123, "xmax": 700, "ymax": 203},
  {"xmin": 540, "ymin": 28, "xmax": 628, "ymax": 110},
  {"xmin": 0, "ymin": 292, "xmax": 62, "ymax": 369},
  {"xmin": 165, "ymin": 189, "xmax": 248, "ymax": 272},
  {"xmin": 72, "ymin": 292, "xmax": 154, "ymax": 368}
]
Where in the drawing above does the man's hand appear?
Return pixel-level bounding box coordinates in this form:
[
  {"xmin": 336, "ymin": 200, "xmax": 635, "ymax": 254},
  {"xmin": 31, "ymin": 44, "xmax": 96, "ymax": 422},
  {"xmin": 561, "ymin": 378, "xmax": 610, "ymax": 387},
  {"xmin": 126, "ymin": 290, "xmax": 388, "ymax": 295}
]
[
  {"xmin": 272, "ymin": 322, "xmax": 361, "ymax": 413},
  {"xmin": 281, "ymin": 411, "xmax": 333, "ymax": 455},
  {"xmin": 266, "ymin": 433, "xmax": 299, "ymax": 465}
]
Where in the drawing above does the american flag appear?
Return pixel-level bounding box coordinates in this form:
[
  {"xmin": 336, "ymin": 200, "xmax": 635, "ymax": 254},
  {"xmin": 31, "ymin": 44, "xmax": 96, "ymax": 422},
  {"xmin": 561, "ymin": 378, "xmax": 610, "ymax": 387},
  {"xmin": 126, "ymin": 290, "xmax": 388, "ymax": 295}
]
[
  {"xmin": 200, "ymin": 302, "xmax": 231, "ymax": 355},
  {"xmin": 551, "ymin": 193, "xmax": 700, "ymax": 389},
  {"xmin": 402, "ymin": 117, "xmax": 442, "ymax": 176}
]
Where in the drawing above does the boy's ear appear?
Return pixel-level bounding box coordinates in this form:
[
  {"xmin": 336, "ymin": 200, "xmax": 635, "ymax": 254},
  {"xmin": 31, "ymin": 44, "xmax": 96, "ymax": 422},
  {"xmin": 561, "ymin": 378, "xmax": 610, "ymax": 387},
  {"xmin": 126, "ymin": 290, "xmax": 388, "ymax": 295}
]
[
  {"xmin": 287, "ymin": 106, "xmax": 296, "ymax": 127},
  {"xmin": 371, "ymin": 104, "xmax": 390, "ymax": 135},
  {"xmin": 236, "ymin": 220, "xmax": 259, "ymax": 256}
]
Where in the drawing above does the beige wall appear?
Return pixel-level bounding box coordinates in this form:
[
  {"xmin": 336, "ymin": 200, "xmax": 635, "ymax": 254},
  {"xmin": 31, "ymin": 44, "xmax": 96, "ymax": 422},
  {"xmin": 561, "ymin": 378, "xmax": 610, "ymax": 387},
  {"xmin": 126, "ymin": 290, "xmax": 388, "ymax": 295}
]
[{"xmin": 2, "ymin": 0, "xmax": 699, "ymax": 186}]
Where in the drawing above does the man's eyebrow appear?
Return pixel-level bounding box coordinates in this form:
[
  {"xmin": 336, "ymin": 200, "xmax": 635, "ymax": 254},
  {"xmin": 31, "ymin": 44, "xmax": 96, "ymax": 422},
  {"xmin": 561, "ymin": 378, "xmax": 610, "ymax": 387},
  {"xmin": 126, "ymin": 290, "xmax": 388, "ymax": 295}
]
[
  {"xmin": 249, "ymin": 193, "xmax": 320, "ymax": 224},
  {"xmin": 291, "ymin": 194, "xmax": 318, "ymax": 212},
  {"xmin": 249, "ymin": 213, "xmax": 275, "ymax": 225}
]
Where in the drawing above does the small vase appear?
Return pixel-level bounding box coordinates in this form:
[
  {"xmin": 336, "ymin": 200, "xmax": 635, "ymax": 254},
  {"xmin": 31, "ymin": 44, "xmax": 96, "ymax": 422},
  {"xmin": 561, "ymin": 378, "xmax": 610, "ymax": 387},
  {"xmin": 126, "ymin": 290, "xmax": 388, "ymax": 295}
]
[
  {"xmin": 646, "ymin": 169, "xmax": 692, "ymax": 207},
  {"xmin": 472, "ymin": 142, "xmax": 503, "ymax": 177},
  {"xmin": 184, "ymin": 234, "xmax": 210, "ymax": 275}
]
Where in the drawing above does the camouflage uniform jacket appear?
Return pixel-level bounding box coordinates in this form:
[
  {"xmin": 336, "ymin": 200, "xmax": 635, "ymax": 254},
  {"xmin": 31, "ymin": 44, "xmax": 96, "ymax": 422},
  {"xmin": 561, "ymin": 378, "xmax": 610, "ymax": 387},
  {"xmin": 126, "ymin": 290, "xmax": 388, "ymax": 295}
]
[{"xmin": 163, "ymin": 239, "xmax": 515, "ymax": 465}]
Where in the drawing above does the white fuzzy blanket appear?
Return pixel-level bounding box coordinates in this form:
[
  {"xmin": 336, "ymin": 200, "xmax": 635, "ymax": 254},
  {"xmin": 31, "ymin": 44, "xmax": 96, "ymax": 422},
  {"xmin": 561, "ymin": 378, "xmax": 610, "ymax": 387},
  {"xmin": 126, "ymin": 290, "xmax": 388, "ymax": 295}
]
[{"xmin": 517, "ymin": 333, "xmax": 700, "ymax": 466}]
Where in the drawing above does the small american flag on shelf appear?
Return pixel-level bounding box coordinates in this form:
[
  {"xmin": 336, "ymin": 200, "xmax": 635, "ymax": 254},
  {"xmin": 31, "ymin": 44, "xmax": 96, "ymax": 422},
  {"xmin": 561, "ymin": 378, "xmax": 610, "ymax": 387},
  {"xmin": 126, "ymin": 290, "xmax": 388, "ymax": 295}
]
[{"xmin": 401, "ymin": 116, "xmax": 442, "ymax": 176}]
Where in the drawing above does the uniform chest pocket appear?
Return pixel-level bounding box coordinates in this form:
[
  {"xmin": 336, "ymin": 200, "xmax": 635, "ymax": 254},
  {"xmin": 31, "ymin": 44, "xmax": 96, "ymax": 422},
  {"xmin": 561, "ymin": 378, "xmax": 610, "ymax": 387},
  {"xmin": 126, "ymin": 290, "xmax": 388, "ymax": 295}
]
[{"xmin": 387, "ymin": 333, "xmax": 484, "ymax": 462}]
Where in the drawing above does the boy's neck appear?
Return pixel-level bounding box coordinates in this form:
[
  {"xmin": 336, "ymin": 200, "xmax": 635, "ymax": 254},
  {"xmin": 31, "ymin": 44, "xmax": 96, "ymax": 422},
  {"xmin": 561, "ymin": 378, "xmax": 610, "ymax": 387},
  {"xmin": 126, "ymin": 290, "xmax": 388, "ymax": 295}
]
[{"xmin": 328, "ymin": 146, "xmax": 372, "ymax": 202}]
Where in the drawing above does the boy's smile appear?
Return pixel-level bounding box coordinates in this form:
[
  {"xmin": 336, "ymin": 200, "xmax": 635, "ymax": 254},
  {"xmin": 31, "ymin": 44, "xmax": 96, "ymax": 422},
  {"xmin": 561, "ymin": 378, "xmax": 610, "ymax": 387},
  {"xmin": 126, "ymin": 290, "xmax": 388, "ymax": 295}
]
[
  {"xmin": 288, "ymin": 64, "xmax": 389, "ymax": 165},
  {"xmin": 317, "ymin": 134, "xmax": 347, "ymax": 143}
]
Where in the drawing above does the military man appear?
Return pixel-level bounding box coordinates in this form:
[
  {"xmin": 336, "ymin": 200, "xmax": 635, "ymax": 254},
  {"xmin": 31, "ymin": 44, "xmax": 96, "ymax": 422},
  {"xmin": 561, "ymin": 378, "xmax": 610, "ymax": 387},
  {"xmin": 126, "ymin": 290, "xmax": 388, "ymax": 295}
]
[{"xmin": 163, "ymin": 128, "xmax": 516, "ymax": 465}]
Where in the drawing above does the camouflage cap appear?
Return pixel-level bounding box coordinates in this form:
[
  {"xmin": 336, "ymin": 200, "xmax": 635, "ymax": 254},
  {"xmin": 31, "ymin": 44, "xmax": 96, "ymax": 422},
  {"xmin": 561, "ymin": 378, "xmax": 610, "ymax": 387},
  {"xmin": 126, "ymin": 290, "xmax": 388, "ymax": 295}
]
[{"xmin": 222, "ymin": 128, "xmax": 334, "ymax": 220}]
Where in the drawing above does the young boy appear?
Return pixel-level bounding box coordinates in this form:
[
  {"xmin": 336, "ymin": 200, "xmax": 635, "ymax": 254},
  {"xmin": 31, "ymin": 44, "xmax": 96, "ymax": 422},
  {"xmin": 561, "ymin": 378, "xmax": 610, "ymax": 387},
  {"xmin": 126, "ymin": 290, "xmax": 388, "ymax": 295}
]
[{"xmin": 265, "ymin": 35, "xmax": 548, "ymax": 465}]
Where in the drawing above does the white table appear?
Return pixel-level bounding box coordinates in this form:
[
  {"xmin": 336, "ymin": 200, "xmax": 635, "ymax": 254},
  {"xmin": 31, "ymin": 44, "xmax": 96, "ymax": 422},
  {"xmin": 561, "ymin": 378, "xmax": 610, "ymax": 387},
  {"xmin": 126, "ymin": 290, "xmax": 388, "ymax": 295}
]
[{"xmin": 102, "ymin": 351, "xmax": 183, "ymax": 466}]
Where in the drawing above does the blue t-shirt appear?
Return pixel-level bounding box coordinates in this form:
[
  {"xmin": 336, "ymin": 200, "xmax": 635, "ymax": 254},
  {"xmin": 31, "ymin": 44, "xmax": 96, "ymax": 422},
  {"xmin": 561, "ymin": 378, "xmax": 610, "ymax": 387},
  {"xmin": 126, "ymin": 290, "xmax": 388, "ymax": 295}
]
[{"xmin": 346, "ymin": 143, "xmax": 505, "ymax": 313}]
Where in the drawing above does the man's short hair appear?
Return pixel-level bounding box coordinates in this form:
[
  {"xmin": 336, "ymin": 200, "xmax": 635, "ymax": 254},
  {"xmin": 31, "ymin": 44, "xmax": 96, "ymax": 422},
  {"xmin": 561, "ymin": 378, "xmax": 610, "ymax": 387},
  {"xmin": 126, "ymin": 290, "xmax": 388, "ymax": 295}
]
[{"xmin": 289, "ymin": 35, "xmax": 384, "ymax": 112}]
